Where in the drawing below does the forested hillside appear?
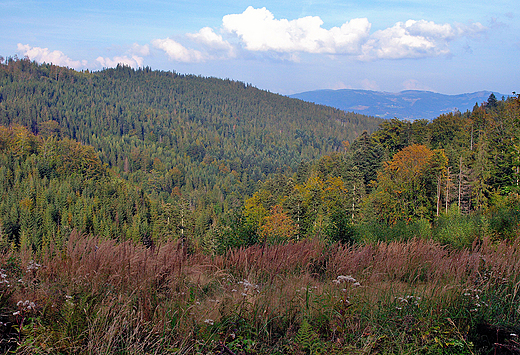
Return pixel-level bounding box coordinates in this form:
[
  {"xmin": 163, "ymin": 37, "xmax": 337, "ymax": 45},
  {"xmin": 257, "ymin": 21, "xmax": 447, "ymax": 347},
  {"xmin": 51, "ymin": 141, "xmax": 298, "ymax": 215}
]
[
  {"xmin": 234, "ymin": 93, "xmax": 520, "ymax": 249},
  {"xmin": 0, "ymin": 125, "xmax": 153, "ymax": 250},
  {"xmin": 0, "ymin": 57, "xmax": 380, "ymax": 195},
  {"xmin": 0, "ymin": 57, "xmax": 381, "ymax": 250}
]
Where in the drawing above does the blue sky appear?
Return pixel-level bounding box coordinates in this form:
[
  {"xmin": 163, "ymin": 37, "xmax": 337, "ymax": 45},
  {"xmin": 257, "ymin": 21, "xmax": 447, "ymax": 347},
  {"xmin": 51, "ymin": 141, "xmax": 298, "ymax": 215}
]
[{"xmin": 1, "ymin": 0, "xmax": 518, "ymax": 95}]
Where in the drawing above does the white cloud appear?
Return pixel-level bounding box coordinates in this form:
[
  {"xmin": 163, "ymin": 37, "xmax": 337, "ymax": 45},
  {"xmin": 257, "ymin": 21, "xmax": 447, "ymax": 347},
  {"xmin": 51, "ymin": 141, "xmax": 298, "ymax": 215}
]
[
  {"xmin": 358, "ymin": 19, "xmax": 485, "ymax": 60},
  {"xmin": 217, "ymin": 7, "xmax": 486, "ymax": 61},
  {"xmin": 221, "ymin": 6, "xmax": 370, "ymax": 54},
  {"xmin": 454, "ymin": 22, "xmax": 486, "ymax": 37},
  {"xmin": 360, "ymin": 20, "xmax": 451, "ymax": 60},
  {"xmin": 96, "ymin": 55, "xmax": 144, "ymax": 68},
  {"xmin": 152, "ymin": 37, "xmax": 205, "ymax": 63},
  {"xmin": 17, "ymin": 44, "xmax": 87, "ymax": 68},
  {"xmin": 405, "ymin": 20, "xmax": 455, "ymax": 40},
  {"xmin": 131, "ymin": 43, "xmax": 150, "ymax": 56},
  {"xmin": 187, "ymin": 27, "xmax": 235, "ymax": 57}
]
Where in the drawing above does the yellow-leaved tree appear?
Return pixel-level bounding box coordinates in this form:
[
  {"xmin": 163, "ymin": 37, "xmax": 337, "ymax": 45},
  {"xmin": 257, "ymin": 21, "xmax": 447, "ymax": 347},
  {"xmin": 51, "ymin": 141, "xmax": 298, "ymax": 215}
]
[
  {"xmin": 259, "ymin": 204, "xmax": 298, "ymax": 244},
  {"xmin": 367, "ymin": 144, "xmax": 447, "ymax": 224}
]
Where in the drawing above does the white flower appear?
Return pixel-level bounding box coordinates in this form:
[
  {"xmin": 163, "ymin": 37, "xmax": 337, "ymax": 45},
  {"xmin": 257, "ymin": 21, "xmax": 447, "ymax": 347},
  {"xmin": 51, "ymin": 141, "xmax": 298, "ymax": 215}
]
[
  {"xmin": 12, "ymin": 311, "xmax": 20, "ymax": 316},
  {"xmin": 336, "ymin": 275, "xmax": 357, "ymax": 283},
  {"xmin": 204, "ymin": 319, "xmax": 214, "ymax": 325}
]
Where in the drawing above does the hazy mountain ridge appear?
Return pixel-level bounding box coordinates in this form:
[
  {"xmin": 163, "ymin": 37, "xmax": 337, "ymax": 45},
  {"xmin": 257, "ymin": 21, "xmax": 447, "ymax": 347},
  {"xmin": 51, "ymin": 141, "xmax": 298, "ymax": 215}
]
[{"xmin": 290, "ymin": 89, "xmax": 509, "ymax": 120}]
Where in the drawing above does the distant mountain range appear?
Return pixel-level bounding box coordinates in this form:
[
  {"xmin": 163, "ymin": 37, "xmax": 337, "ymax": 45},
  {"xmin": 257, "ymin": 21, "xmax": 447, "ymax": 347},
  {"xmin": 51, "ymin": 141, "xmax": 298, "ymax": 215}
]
[{"xmin": 289, "ymin": 89, "xmax": 509, "ymax": 120}]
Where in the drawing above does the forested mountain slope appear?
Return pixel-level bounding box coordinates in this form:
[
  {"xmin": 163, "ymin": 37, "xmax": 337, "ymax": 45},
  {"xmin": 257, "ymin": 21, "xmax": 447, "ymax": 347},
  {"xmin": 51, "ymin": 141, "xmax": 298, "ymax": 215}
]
[
  {"xmin": 0, "ymin": 57, "xmax": 382, "ymax": 250},
  {"xmin": 0, "ymin": 125, "xmax": 153, "ymax": 250},
  {"xmin": 0, "ymin": 58, "xmax": 381, "ymax": 200}
]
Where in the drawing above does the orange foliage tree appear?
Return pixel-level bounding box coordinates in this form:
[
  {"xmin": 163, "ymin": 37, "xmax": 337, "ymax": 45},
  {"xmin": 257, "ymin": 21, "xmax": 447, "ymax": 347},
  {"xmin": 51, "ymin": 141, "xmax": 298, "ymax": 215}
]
[
  {"xmin": 259, "ymin": 204, "xmax": 298, "ymax": 244},
  {"xmin": 368, "ymin": 144, "xmax": 447, "ymax": 224}
]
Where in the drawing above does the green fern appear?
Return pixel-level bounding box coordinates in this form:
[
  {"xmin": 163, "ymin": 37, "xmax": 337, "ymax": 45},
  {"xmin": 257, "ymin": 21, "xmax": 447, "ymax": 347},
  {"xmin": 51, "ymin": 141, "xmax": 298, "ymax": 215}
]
[{"xmin": 295, "ymin": 319, "xmax": 325, "ymax": 355}]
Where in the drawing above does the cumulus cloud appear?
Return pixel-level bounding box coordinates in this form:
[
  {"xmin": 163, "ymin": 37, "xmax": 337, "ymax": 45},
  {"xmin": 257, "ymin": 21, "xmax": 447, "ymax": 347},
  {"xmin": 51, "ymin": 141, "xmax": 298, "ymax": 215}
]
[
  {"xmin": 454, "ymin": 22, "xmax": 487, "ymax": 37},
  {"xmin": 222, "ymin": 6, "xmax": 370, "ymax": 54},
  {"xmin": 96, "ymin": 55, "xmax": 144, "ymax": 68},
  {"xmin": 17, "ymin": 44, "xmax": 87, "ymax": 68},
  {"xmin": 131, "ymin": 43, "xmax": 150, "ymax": 56},
  {"xmin": 187, "ymin": 27, "xmax": 235, "ymax": 57},
  {"xmin": 360, "ymin": 20, "xmax": 450, "ymax": 60},
  {"xmin": 213, "ymin": 7, "xmax": 487, "ymax": 61},
  {"xmin": 359, "ymin": 19, "xmax": 485, "ymax": 60},
  {"xmin": 152, "ymin": 38, "xmax": 205, "ymax": 63}
]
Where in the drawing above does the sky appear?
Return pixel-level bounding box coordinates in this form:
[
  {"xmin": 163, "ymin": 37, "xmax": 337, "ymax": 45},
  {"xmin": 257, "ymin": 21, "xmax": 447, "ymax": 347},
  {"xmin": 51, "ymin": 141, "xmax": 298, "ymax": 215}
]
[{"xmin": 1, "ymin": 0, "xmax": 518, "ymax": 96}]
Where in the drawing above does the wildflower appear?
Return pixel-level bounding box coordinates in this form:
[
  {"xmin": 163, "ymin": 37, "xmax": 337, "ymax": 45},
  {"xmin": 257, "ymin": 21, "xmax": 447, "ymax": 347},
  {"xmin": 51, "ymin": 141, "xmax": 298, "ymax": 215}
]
[
  {"xmin": 26, "ymin": 260, "xmax": 41, "ymax": 272},
  {"xmin": 65, "ymin": 295, "xmax": 74, "ymax": 306},
  {"xmin": 204, "ymin": 319, "xmax": 214, "ymax": 325},
  {"xmin": 337, "ymin": 275, "xmax": 357, "ymax": 283},
  {"xmin": 13, "ymin": 311, "xmax": 20, "ymax": 316},
  {"xmin": 396, "ymin": 295, "xmax": 420, "ymax": 306},
  {"xmin": 0, "ymin": 271, "xmax": 10, "ymax": 285}
]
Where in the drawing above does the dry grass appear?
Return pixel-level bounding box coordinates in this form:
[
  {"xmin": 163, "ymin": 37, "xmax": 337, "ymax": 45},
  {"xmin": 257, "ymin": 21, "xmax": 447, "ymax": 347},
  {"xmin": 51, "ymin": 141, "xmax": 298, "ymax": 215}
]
[{"xmin": 1, "ymin": 233, "xmax": 520, "ymax": 354}]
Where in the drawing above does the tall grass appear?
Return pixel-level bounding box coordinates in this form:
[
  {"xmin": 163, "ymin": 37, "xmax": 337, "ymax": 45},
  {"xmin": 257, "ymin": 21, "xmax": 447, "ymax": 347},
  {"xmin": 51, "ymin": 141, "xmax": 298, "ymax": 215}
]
[{"xmin": 1, "ymin": 232, "xmax": 519, "ymax": 354}]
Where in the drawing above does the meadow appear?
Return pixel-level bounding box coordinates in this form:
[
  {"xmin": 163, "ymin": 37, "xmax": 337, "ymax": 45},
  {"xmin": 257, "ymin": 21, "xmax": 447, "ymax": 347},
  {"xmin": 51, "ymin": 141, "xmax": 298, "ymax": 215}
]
[{"xmin": 1, "ymin": 232, "xmax": 519, "ymax": 354}]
